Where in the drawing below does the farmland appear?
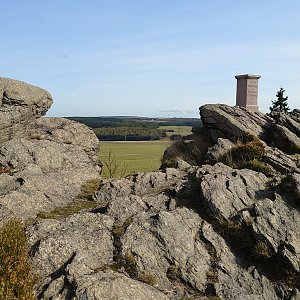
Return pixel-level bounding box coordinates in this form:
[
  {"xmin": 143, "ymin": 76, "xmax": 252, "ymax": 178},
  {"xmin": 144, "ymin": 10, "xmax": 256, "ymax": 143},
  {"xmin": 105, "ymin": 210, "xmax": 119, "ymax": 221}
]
[
  {"xmin": 100, "ymin": 141, "xmax": 171, "ymax": 179},
  {"xmin": 158, "ymin": 125, "xmax": 193, "ymax": 138}
]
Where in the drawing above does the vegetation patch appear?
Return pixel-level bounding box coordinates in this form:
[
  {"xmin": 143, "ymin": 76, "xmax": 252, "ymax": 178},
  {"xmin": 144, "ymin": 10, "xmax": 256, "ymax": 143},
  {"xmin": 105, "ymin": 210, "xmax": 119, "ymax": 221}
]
[
  {"xmin": 37, "ymin": 199, "xmax": 99, "ymax": 220},
  {"xmin": 161, "ymin": 140, "xmax": 205, "ymax": 168},
  {"xmin": 0, "ymin": 218, "xmax": 37, "ymax": 300},
  {"xmin": 100, "ymin": 141, "xmax": 171, "ymax": 178},
  {"xmin": 138, "ymin": 272, "xmax": 157, "ymax": 286},
  {"xmin": 253, "ymin": 240, "xmax": 272, "ymax": 260},
  {"xmin": 242, "ymin": 159, "xmax": 273, "ymax": 176},
  {"xmin": 219, "ymin": 133, "xmax": 273, "ymax": 176},
  {"xmin": 78, "ymin": 178, "xmax": 100, "ymax": 199}
]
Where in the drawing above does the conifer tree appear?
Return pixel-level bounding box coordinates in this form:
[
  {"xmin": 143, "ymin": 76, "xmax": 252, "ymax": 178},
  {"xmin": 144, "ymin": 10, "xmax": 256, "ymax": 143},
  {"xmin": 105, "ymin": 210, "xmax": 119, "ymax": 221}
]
[{"xmin": 269, "ymin": 87, "xmax": 290, "ymax": 112}]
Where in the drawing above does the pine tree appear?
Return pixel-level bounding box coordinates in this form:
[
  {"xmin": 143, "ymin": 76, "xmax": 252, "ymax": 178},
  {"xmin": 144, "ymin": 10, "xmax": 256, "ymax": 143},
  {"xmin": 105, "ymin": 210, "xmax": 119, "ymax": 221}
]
[{"xmin": 269, "ymin": 87, "xmax": 290, "ymax": 112}]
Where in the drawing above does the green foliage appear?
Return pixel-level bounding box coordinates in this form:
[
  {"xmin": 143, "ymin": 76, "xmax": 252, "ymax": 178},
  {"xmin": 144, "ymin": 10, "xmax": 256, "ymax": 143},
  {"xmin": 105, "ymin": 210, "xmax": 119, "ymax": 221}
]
[
  {"xmin": 138, "ymin": 272, "xmax": 157, "ymax": 286},
  {"xmin": 270, "ymin": 87, "xmax": 290, "ymax": 113},
  {"xmin": 100, "ymin": 141, "xmax": 170, "ymax": 178},
  {"xmin": 0, "ymin": 218, "xmax": 37, "ymax": 300},
  {"xmin": 123, "ymin": 251, "xmax": 138, "ymax": 278},
  {"xmin": 66, "ymin": 116, "xmax": 201, "ymax": 129},
  {"xmin": 93, "ymin": 127, "xmax": 165, "ymax": 141}
]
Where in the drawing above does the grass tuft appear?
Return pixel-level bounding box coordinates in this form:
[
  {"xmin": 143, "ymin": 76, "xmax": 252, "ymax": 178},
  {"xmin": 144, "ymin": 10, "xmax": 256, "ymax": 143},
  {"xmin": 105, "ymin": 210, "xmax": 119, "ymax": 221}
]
[
  {"xmin": 220, "ymin": 133, "xmax": 273, "ymax": 176},
  {"xmin": 0, "ymin": 218, "xmax": 37, "ymax": 300},
  {"xmin": 37, "ymin": 199, "xmax": 99, "ymax": 220},
  {"xmin": 78, "ymin": 179, "xmax": 100, "ymax": 199}
]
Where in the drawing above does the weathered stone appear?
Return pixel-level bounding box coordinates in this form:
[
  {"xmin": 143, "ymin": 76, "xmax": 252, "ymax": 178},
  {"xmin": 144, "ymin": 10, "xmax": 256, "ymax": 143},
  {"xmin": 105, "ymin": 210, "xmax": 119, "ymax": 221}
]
[
  {"xmin": 198, "ymin": 162, "xmax": 269, "ymax": 220},
  {"xmin": 28, "ymin": 117, "xmax": 101, "ymax": 166},
  {"xmin": 27, "ymin": 213, "xmax": 115, "ymax": 298},
  {"xmin": 1, "ymin": 76, "xmax": 300, "ymax": 300},
  {"xmin": 263, "ymin": 146, "xmax": 300, "ymax": 174},
  {"xmin": 271, "ymin": 123, "xmax": 300, "ymax": 154},
  {"xmin": 201, "ymin": 221, "xmax": 278, "ymax": 300},
  {"xmin": 206, "ymin": 138, "xmax": 235, "ymax": 163},
  {"xmin": 121, "ymin": 208, "xmax": 210, "ymax": 294},
  {"xmin": 251, "ymin": 196, "xmax": 300, "ymax": 272},
  {"xmin": 200, "ymin": 104, "xmax": 273, "ymax": 140},
  {"xmin": 272, "ymin": 112, "xmax": 300, "ymax": 137},
  {"xmin": 0, "ymin": 77, "xmax": 53, "ymax": 143},
  {"xmin": 0, "ymin": 138, "xmax": 100, "ymax": 223},
  {"xmin": 73, "ymin": 270, "xmax": 170, "ymax": 300},
  {"xmin": 95, "ymin": 169, "xmax": 188, "ymax": 223}
]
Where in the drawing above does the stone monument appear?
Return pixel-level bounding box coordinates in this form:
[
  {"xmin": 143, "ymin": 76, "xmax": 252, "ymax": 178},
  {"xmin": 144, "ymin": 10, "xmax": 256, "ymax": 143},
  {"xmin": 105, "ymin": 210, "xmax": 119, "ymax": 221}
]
[{"xmin": 235, "ymin": 74, "xmax": 261, "ymax": 112}]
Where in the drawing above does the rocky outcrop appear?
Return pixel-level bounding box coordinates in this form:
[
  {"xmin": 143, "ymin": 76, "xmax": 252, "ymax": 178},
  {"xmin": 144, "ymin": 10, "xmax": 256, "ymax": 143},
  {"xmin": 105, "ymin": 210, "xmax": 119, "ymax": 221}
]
[
  {"xmin": 200, "ymin": 104, "xmax": 300, "ymax": 154},
  {"xmin": 200, "ymin": 104, "xmax": 273, "ymax": 141},
  {"xmin": 0, "ymin": 78, "xmax": 101, "ymax": 223},
  {"xmin": 28, "ymin": 166, "xmax": 285, "ymax": 299},
  {"xmin": 1, "ymin": 78, "xmax": 300, "ymax": 299},
  {"xmin": 0, "ymin": 77, "xmax": 53, "ymax": 143}
]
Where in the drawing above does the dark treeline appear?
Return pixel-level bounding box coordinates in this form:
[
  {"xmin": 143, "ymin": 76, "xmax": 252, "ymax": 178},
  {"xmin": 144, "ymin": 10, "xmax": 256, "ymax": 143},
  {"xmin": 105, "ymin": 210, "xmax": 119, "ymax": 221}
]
[
  {"xmin": 93, "ymin": 127, "xmax": 166, "ymax": 141},
  {"xmin": 67, "ymin": 116, "xmax": 202, "ymax": 129}
]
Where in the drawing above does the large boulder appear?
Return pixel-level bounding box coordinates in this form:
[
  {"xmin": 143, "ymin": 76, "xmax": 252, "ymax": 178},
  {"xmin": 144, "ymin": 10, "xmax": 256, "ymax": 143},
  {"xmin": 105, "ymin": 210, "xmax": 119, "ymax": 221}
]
[
  {"xmin": 200, "ymin": 104, "xmax": 273, "ymax": 141},
  {"xmin": 0, "ymin": 77, "xmax": 53, "ymax": 143},
  {"xmin": 0, "ymin": 78, "xmax": 101, "ymax": 223},
  {"xmin": 200, "ymin": 104, "xmax": 300, "ymax": 155}
]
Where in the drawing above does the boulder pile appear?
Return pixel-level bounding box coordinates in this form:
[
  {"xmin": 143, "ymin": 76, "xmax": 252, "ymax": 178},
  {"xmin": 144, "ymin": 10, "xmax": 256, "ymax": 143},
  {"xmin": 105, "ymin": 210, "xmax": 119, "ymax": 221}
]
[{"xmin": 1, "ymin": 78, "xmax": 300, "ymax": 299}]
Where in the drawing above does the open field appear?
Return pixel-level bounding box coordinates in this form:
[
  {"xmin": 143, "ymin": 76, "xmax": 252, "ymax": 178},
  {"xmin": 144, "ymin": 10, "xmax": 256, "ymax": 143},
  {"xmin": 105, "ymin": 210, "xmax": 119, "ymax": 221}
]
[
  {"xmin": 100, "ymin": 141, "xmax": 171, "ymax": 179},
  {"xmin": 158, "ymin": 125, "xmax": 192, "ymax": 137}
]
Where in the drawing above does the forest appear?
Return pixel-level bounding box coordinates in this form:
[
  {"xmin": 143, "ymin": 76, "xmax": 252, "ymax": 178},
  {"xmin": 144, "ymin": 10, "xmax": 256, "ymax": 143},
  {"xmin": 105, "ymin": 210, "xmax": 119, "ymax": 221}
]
[{"xmin": 67, "ymin": 116, "xmax": 202, "ymax": 141}]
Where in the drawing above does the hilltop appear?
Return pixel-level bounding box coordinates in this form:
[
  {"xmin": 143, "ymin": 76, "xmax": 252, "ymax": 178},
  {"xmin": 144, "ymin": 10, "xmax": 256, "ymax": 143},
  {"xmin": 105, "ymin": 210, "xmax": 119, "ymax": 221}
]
[{"xmin": 0, "ymin": 77, "xmax": 300, "ymax": 300}]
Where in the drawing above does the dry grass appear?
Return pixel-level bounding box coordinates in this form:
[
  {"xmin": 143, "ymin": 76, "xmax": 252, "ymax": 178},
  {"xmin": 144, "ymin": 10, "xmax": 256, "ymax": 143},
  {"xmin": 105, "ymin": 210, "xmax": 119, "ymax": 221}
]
[
  {"xmin": 220, "ymin": 133, "xmax": 273, "ymax": 176},
  {"xmin": 0, "ymin": 218, "xmax": 37, "ymax": 300},
  {"xmin": 78, "ymin": 178, "xmax": 100, "ymax": 199},
  {"xmin": 37, "ymin": 199, "xmax": 99, "ymax": 220}
]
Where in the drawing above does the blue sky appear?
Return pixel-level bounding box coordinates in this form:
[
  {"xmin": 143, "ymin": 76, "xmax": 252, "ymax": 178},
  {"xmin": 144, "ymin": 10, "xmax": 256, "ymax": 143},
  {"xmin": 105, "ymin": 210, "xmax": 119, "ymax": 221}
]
[{"xmin": 1, "ymin": 0, "xmax": 299, "ymax": 117}]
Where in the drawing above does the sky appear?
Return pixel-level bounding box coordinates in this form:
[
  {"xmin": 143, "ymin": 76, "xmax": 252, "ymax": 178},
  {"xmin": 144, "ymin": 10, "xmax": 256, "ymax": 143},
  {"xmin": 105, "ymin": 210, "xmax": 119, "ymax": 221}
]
[{"xmin": 1, "ymin": 0, "xmax": 300, "ymax": 117}]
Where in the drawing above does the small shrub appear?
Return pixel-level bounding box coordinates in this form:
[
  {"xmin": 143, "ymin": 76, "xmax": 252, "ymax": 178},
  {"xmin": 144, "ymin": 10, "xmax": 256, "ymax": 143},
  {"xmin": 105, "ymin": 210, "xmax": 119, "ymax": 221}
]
[
  {"xmin": 220, "ymin": 133, "xmax": 273, "ymax": 175},
  {"xmin": 102, "ymin": 147, "xmax": 128, "ymax": 179},
  {"xmin": 242, "ymin": 159, "xmax": 273, "ymax": 176},
  {"xmin": 253, "ymin": 240, "xmax": 271, "ymax": 259},
  {"xmin": 221, "ymin": 137, "xmax": 264, "ymax": 166},
  {"xmin": 0, "ymin": 218, "xmax": 37, "ymax": 300},
  {"xmin": 139, "ymin": 272, "xmax": 157, "ymax": 286}
]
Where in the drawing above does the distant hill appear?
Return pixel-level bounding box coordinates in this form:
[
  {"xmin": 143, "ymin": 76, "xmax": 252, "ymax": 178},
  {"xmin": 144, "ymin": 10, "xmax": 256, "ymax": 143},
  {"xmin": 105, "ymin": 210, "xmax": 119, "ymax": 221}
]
[{"xmin": 66, "ymin": 116, "xmax": 203, "ymax": 129}]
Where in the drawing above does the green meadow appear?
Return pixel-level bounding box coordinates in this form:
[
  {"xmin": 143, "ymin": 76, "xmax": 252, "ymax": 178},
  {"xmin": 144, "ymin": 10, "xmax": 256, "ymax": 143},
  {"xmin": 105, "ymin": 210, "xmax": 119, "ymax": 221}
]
[
  {"xmin": 158, "ymin": 125, "xmax": 192, "ymax": 137},
  {"xmin": 100, "ymin": 141, "xmax": 171, "ymax": 179}
]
